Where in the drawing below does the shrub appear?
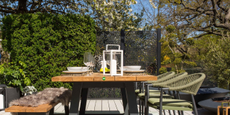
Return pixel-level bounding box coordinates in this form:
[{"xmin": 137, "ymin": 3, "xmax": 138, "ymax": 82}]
[
  {"xmin": 2, "ymin": 13, "xmax": 96, "ymax": 91},
  {"xmin": 0, "ymin": 61, "xmax": 31, "ymax": 91},
  {"xmin": 159, "ymin": 67, "xmax": 167, "ymax": 74}
]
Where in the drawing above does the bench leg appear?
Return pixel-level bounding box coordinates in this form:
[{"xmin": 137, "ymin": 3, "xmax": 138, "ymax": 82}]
[
  {"xmin": 49, "ymin": 108, "xmax": 54, "ymax": 115},
  {"xmin": 65, "ymin": 106, "xmax": 69, "ymax": 115}
]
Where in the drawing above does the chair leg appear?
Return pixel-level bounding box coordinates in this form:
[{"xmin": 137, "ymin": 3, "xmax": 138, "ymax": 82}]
[
  {"xmin": 145, "ymin": 104, "xmax": 149, "ymax": 115},
  {"xmin": 142, "ymin": 100, "xmax": 144, "ymax": 115},
  {"xmin": 191, "ymin": 94, "xmax": 198, "ymax": 115},
  {"xmin": 176, "ymin": 91, "xmax": 183, "ymax": 115},
  {"xmin": 159, "ymin": 88, "xmax": 163, "ymax": 115},
  {"xmin": 172, "ymin": 91, "xmax": 181, "ymax": 115},
  {"xmin": 168, "ymin": 91, "xmax": 176, "ymax": 115},
  {"xmin": 145, "ymin": 84, "xmax": 149, "ymax": 115},
  {"xmin": 139, "ymin": 98, "xmax": 141, "ymax": 115},
  {"xmin": 135, "ymin": 82, "xmax": 138, "ymax": 90},
  {"xmin": 142, "ymin": 82, "xmax": 145, "ymax": 93}
]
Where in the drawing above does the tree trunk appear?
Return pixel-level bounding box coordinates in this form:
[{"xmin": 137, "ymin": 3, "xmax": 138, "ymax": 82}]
[{"xmin": 18, "ymin": 0, "xmax": 28, "ymax": 13}]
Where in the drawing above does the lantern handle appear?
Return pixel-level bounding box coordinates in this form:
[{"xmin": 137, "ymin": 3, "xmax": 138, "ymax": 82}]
[{"xmin": 106, "ymin": 44, "xmax": 120, "ymax": 50}]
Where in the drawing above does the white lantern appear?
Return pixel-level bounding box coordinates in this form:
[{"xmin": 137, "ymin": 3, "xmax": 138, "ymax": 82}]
[{"xmin": 103, "ymin": 44, "xmax": 123, "ymax": 76}]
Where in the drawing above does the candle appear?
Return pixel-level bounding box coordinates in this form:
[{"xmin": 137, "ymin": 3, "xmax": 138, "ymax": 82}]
[{"xmin": 111, "ymin": 59, "xmax": 117, "ymax": 75}]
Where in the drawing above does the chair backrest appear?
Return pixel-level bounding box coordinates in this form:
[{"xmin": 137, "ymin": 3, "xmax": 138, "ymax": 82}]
[
  {"xmin": 157, "ymin": 71, "xmax": 175, "ymax": 80},
  {"xmin": 167, "ymin": 73, "xmax": 206, "ymax": 95},
  {"xmin": 153, "ymin": 72, "xmax": 188, "ymax": 87}
]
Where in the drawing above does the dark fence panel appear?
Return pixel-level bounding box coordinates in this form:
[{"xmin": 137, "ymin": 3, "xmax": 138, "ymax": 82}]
[
  {"xmin": 88, "ymin": 30, "xmax": 161, "ymax": 98},
  {"xmin": 124, "ymin": 31, "xmax": 158, "ymax": 74}
]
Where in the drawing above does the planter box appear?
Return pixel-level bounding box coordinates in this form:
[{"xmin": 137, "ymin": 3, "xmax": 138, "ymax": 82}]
[{"xmin": 5, "ymin": 87, "xmax": 20, "ymax": 108}]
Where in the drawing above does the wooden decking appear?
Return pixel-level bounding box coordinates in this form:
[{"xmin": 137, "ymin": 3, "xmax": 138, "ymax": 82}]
[{"xmin": 0, "ymin": 99, "xmax": 215, "ymax": 115}]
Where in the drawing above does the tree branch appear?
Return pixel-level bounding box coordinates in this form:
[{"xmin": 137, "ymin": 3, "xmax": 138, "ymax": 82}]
[
  {"xmin": 216, "ymin": 0, "xmax": 227, "ymax": 12},
  {"xmin": 0, "ymin": 9, "xmax": 15, "ymax": 13},
  {"xmin": 0, "ymin": 5, "xmax": 16, "ymax": 11}
]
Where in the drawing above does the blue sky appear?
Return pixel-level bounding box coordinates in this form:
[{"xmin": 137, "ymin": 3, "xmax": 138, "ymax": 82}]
[
  {"xmin": 131, "ymin": 0, "xmax": 158, "ymax": 27},
  {"xmin": 0, "ymin": 0, "xmax": 158, "ymax": 28}
]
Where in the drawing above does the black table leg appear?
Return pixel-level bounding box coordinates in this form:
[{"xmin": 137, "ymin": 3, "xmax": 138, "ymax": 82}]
[
  {"xmin": 80, "ymin": 88, "xmax": 88, "ymax": 115},
  {"xmin": 70, "ymin": 83, "xmax": 82, "ymax": 115},
  {"xmin": 121, "ymin": 88, "xmax": 128, "ymax": 115},
  {"xmin": 125, "ymin": 82, "xmax": 138, "ymax": 115}
]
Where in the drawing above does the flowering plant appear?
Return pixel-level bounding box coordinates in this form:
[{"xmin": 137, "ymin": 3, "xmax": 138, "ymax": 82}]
[{"xmin": 23, "ymin": 86, "xmax": 37, "ymax": 96}]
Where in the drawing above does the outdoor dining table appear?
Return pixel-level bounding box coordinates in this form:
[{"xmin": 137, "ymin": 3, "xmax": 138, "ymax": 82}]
[{"xmin": 52, "ymin": 73, "xmax": 157, "ymax": 115}]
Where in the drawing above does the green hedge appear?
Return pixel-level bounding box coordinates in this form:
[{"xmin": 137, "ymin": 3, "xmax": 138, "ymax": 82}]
[{"xmin": 2, "ymin": 13, "xmax": 96, "ymax": 91}]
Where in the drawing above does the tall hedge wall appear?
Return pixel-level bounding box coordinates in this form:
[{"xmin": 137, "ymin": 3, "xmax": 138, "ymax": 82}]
[{"xmin": 2, "ymin": 13, "xmax": 96, "ymax": 91}]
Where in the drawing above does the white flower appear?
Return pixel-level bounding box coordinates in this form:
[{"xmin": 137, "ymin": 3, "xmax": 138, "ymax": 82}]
[
  {"xmin": 133, "ymin": 15, "xmax": 137, "ymax": 19},
  {"xmin": 149, "ymin": 0, "xmax": 157, "ymax": 9},
  {"xmin": 108, "ymin": 2, "xmax": 113, "ymax": 5},
  {"xmin": 129, "ymin": 8, "xmax": 132, "ymax": 12}
]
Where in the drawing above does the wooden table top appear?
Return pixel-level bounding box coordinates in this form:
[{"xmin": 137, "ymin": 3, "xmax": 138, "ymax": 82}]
[{"xmin": 52, "ymin": 73, "xmax": 157, "ymax": 82}]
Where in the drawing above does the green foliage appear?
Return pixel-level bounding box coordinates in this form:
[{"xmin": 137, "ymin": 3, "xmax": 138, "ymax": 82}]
[
  {"xmin": 184, "ymin": 60, "xmax": 197, "ymax": 67},
  {"xmin": 2, "ymin": 13, "xmax": 96, "ymax": 91},
  {"xmin": 161, "ymin": 25, "xmax": 197, "ymax": 73},
  {"xmin": 166, "ymin": 25, "xmax": 176, "ymax": 33},
  {"xmin": 0, "ymin": 61, "xmax": 30, "ymax": 91},
  {"xmin": 159, "ymin": 67, "xmax": 167, "ymax": 74},
  {"xmin": 186, "ymin": 38, "xmax": 195, "ymax": 45},
  {"xmin": 200, "ymin": 33, "xmax": 230, "ymax": 88}
]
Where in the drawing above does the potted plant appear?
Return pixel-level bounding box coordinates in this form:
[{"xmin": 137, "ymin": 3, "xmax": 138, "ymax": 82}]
[{"xmin": 0, "ymin": 61, "xmax": 31, "ymax": 107}]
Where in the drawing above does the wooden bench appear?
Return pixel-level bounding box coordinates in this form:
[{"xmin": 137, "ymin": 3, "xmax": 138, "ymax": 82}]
[{"xmin": 5, "ymin": 102, "xmax": 69, "ymax": 115}]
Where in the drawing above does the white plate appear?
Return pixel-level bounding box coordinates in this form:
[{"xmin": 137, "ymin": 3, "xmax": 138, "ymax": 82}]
[
  {"xmin": 123, "ymin": 70, "xmax": 145, "ymax": 73},
  {"xmin": 67, "ymin": 67, "xmax": 88, "ymax": 71},
  {"xmin": 62, "ymin": 70, "xmax": 88, "ymax": 73},
  {"xmin": 123, "ymin": 66, "xmax": 141, "ymax": 70}
]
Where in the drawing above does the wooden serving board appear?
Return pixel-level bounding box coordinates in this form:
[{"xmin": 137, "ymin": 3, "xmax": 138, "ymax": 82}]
[{"xmin": 61, "ymin": 70, "xmax": 93, "ymax": 76}]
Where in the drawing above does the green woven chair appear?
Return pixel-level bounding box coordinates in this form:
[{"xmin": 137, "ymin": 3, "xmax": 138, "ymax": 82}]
[
  {"xmin": 138, "ymin": 72, "xmax": 188, "ymax": 98},
  {"xmin": 138, "ymin": 72, "xmax": 188, "ymax": 114},
  {"xmin": 144, "ymin": 73, "xmax": 206, "ymax": 115},
  {"xmin": 138, "ymin": 72, "xmax": 187, "ymax": 115},
  {"xmin": 135, "ymin": 71, "xmax": 175, "ymax": 115},
  {"xmin": 135, "ymin": 71, "xmax": 175, "ymax": 94}
]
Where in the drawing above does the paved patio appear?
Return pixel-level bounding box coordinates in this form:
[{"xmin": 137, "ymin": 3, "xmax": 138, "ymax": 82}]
[{"xmin": 0, "ymin": 99, "xmax": 215, "ymax": 115}]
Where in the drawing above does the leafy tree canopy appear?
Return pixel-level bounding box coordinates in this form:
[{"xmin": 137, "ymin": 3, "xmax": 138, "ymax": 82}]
[
  {"xmin": 0, "ymin": 0, "xmax": 143, "ymax": 31},
  {"xmin": 165, "ymin": 0, "xmax": 230, "ymax": 37}
]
